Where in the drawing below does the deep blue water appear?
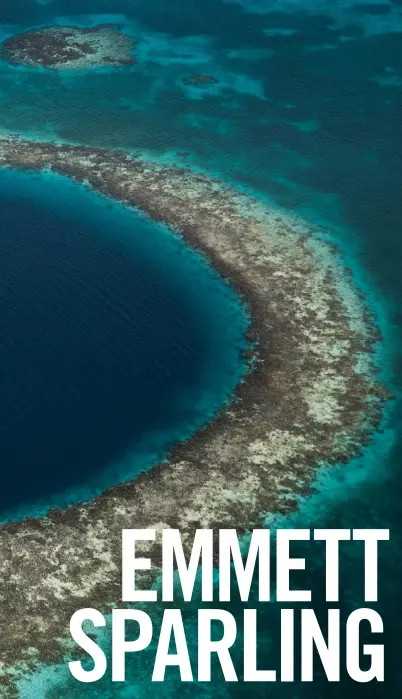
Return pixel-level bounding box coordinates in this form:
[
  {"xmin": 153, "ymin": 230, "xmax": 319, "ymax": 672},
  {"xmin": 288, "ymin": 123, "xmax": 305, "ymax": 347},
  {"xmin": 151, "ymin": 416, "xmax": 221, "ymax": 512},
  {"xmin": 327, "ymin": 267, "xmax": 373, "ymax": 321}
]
[
  {"xmin": 0, "ymin": 169, "xmax": 248, "ymax": 519},
  {"xmin": 0, "ymin": 0, "xmax": 401, "ymax": 697}
]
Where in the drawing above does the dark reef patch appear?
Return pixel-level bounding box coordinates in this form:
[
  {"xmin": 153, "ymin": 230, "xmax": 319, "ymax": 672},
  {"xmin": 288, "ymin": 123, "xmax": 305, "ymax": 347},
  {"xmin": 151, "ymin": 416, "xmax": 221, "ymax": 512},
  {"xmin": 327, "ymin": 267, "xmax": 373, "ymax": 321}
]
[
  {"xmin": 182, "ymin": 74, "xmax": 219, "ymax": 86},
  {"xmin": 1, "ymin": 24, "xmax": 135, "ymax": 70}
]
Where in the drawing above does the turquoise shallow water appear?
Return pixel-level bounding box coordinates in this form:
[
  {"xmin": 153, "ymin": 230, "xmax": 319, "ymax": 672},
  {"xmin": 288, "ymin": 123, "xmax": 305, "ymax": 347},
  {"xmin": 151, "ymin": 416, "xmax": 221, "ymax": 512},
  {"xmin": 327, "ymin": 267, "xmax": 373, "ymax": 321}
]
[{"xmin": 0, "ymin": 0, "xmax": 401, "ymax": 696}]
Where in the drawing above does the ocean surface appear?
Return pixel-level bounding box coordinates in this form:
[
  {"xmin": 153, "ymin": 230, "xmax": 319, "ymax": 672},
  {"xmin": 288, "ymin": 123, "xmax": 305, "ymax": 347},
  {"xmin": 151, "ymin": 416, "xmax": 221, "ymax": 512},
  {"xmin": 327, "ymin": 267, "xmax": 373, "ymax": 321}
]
[
  {"xmin": 0, "ymin": 0, "xmax": 401, "ymax": 697},
  {"xmin": 0, "ymin": 168, "xmax": 248, "ymax": 520}
]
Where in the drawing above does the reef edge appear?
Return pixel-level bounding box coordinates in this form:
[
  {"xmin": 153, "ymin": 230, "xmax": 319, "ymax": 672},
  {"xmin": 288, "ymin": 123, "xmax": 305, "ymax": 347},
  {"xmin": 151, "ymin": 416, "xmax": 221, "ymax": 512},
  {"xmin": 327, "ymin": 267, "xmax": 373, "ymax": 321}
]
[{"xmin": 0, "ymin": 134, "xmax": 389, "ymax": 696}]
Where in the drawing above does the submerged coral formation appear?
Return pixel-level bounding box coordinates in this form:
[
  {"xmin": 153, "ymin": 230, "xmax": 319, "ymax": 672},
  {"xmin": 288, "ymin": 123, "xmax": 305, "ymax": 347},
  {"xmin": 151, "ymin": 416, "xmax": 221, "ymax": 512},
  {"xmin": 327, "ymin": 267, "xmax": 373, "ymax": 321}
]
[
  {"xmin": 1, "ymin": 24, "xmax": 135, "ymax": 70},
  {"xmin": 182, "ymin": 74, "xmax": 219, "ymax": 86},
  {"xmin": 0, "ymin": 134, "xmax": 387, "ymax": 696}
]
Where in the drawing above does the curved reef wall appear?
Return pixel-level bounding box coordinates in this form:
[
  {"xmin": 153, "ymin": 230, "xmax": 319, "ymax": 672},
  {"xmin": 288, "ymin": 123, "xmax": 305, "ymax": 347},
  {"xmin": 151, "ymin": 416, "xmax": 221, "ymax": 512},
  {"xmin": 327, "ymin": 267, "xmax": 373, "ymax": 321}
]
[{"xmin": 0, "ymin": 135, "xmax": 387, "ymax": 695}]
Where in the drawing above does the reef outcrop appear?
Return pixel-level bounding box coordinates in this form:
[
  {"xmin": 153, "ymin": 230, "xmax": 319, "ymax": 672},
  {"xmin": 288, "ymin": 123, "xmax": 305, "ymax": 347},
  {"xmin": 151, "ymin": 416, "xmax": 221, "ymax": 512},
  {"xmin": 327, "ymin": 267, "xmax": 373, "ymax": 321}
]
[
  {"xmin": 1, "ymin": 24, "xmax": 135, "ymax": 70},
  {"xmin": 183, "ymin": 74, "xmax": 219, "ymax": 86},
  {"xmin": 0, "ymin": 134, "xmax": 387, "ymax": 696}
]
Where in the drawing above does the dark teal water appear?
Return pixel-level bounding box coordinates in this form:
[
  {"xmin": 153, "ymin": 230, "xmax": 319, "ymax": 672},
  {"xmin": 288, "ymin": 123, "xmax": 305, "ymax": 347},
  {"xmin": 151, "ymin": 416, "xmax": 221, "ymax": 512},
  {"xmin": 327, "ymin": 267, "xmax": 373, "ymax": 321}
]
[
  {"xmin": 0, "ymin": 169, "xmax": 249, "ymax": 520},
  {"xmin": 0, "ymin": 0, "xmax": 401, "ymax": 697}
]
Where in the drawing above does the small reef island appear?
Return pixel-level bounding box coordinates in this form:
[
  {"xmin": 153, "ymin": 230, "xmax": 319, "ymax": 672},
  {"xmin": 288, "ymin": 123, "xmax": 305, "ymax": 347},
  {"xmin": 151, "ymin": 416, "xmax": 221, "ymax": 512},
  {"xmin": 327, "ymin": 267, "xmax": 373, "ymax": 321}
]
[
  {"xmin": 0, "ymin": 134, "xmax": 388, "ymax": 695},
  {"xmin": 1, "ymin": 24, "xmax": 135, "ymax": 70}
]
